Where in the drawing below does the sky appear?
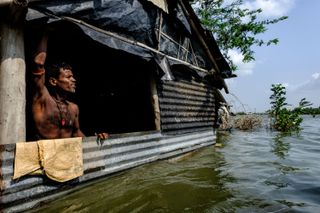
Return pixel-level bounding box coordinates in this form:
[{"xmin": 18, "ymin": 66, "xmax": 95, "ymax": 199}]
[{"xmin": 221, "ymin": 0, "xmax": 320, "ymax": 113}]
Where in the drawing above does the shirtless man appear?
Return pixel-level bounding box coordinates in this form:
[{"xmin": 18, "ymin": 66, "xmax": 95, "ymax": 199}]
[{"xmin": 32, "ymin": 32, "xmax": 107, "ymax": 140}]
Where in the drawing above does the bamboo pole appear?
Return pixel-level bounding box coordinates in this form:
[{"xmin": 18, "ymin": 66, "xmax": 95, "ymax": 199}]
[
  {"xmin": 178, "ymin": 0, "xmax": 220, "ymax": 74},
  {"xmin": 0, "ymin": 4, "xmax": 26, "ymax": 144},
  {"xmin": 178, "ymin": 0, "xmax": 230, "ymax": 93},
  {"xmin": 64, "ymin": 16, "xmax": 210, "ymax": 74}
]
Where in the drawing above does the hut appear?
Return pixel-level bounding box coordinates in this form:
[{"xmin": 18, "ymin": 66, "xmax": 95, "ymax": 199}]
[{"xmin": 0, "ymin": 0, "xmax": 233, "ymax": 212}]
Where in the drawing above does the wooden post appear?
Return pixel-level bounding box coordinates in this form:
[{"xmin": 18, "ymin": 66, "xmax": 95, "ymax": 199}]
[
  {"xmin": 0, "ymin": 4, "xmax": 27, "ymax": 144},
  {"xmin": 149, "ymin": 73, "xmax": 161, "ymax": 131}
]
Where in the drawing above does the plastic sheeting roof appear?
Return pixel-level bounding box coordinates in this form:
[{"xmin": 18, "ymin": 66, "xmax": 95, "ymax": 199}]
[{"xmin": 26, "ymin": 0, "xmax": 232, "ymax": 89}]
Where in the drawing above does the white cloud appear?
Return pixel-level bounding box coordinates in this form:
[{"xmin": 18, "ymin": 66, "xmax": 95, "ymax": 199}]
[
  {"xmin": 312, "ymin": 72, "xmax": 320, "ymax": 79},
  {"xmin": 299, "ymin": 77, "xmax": 320, "ymax": 91},
  {"xmin": 228, "ymin": 50, "xmax": 256, "ymax": 76},
  {"xmin": 289, "ymin": 73, "xmax": 320, "ymax": 92},
  {"xmin": 285, "ymin": 73, "xmax": 320, "ymax": 107},
  {"xmin": 243, "ymin": 0, "xmax": 295, "ymax": 17}
]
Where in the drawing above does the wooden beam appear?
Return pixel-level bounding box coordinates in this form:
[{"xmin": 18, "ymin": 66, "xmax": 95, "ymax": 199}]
[
  {"xmin": 0, "ymin": 0, "xmax": 45, "ymax": 8},
  {"xmin": 0, "ymin": 0, "xmax": 13, "ymax": 7},
  {"xmin": 149, "ymin": 72, "xmax": 161, "ymax": 131},
  {"xmin": 0, "ymin": 0, "xmax": 28, "ymax": 7}
]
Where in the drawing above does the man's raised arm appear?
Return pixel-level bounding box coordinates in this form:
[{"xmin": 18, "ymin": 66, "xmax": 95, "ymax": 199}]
[{"xmin": 32, "ymin": 32, "xmax": 48, "ymax": 99}]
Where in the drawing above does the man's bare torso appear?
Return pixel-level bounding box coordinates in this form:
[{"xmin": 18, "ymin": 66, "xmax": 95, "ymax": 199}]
[{"xmin": 32, "ymin": 93, "xmax": 80, "ymax": 139}]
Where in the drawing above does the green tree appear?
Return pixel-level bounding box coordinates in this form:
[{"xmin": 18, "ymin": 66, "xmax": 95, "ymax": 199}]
[
  {"xmin": 193, "ymin": 0, "xmax": 288, "ymax": 70},
  {"xmin": 269, "ymin": 84, "xmax": 311, "ymax": 132},
  {"xmin": 300, "ymin": 106, "xmax": 320, "ymax": 115}
]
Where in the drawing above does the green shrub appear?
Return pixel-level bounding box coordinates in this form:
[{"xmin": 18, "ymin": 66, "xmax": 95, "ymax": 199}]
[{"xmin": 269, "ymin": 84, "xmax": 311, "ymax": 132}]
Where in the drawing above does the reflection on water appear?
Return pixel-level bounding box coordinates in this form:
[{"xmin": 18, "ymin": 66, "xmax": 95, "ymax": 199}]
[
  {"xmin": 271, "ymin": 133, "xmax": 291, "ymax": 159},
  {"xmin": 34, "ymin": 116, "xmax": 320, "ymax": 213}
]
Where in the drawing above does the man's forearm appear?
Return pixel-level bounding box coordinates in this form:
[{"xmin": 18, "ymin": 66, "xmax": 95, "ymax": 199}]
[{"xmin": 34, "ymin": 33, "xmax": 48, "ymax": 66}]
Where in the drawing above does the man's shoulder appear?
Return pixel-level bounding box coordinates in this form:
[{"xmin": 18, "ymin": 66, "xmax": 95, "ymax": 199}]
[
  {"xmin": 67, "ymin": 101, "xmax": 79, "ymax": 110},
  {"xmin": 33, "ymin": 91, "xmax": 53, "ymax": 105}
]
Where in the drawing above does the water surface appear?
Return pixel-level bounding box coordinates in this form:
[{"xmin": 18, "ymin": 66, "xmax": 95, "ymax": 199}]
[{"xmin": 35, "ymin": 115, "xmax": 320, "ymax": 212}]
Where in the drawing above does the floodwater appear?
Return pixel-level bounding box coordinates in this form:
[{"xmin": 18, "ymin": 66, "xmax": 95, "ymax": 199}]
[{"xmin": 35, "ymin": 115, "xmax": 320, "ymax": 213}]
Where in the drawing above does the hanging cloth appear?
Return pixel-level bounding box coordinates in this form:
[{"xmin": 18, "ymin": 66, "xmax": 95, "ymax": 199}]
[{"xmin": 13, "ymin": 137, "xmax": 83, "ymax": 182}]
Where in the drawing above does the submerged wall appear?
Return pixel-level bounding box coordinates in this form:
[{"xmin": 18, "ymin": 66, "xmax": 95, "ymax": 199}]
[{"xmin": 0, "ymin": 129, "xmax": 215, "ymax": 212}]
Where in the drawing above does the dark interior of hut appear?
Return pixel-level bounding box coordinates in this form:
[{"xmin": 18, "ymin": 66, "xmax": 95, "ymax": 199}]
[{"xmin": 25, "ymin": 22, "xmax": 156, "ymax": 140}]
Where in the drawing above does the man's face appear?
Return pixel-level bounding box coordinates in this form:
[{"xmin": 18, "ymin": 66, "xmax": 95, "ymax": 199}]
[{"xmin": 56, "ymin": 68, "xmax": 77, "ymax": 93}]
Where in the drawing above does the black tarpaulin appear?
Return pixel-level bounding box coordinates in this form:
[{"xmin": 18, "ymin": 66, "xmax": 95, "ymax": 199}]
[
  {"xmin": 29, "ymin": 0, "xmax": 158, "ymax": 47},
  {"xmin": 27, "ymin": 0, "xmax": 231, "ymax": 81}
]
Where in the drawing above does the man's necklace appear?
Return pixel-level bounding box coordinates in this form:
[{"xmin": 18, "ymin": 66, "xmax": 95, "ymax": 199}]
[{"xmin": 52, "ymin": 97, "xmax": 71, "ymax": 128}]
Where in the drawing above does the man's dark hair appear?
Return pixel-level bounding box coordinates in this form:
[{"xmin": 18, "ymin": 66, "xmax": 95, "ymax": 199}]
[
  {"xmin": 47, "ymin": 62, "xmax": 72, "ymax": 79},
  {"xmin": 46, "ymin": 62, "xmax": 72, "ymax": 93},
  {"xmin": 46, "ymin": 62, "xmax": 72, "ymax": 86}
]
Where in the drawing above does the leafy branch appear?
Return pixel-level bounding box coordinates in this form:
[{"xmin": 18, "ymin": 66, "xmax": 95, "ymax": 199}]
[{"xmin": 193, "ymin": 0, "xmax": 288, "ymax": 70}]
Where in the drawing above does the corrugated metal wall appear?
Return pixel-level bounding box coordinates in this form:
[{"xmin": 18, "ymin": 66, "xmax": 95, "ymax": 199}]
[
  {"xmin": 158, "ymin": 79, "xmax": 216, "ymax": 134},
  {"xmin": 0, "ymin": 129, "xmax": 215, "ymax": 212}
]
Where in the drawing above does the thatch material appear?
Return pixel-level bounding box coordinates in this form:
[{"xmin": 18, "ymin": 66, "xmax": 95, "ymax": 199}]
[{"xmin": 233, "ymin": 114, "xmax": 262, "ymax": 130}]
